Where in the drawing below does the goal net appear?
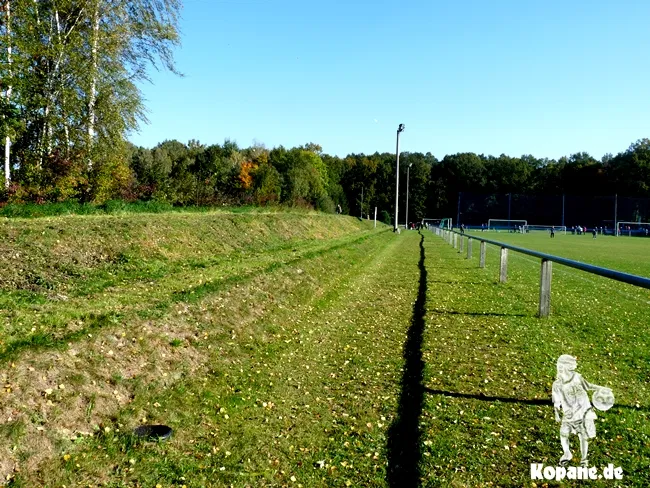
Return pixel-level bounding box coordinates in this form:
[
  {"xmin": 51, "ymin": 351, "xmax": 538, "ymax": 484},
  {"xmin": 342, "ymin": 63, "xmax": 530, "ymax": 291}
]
[
  {"xmin": 423, "ymin": 218, "xmax": 452, "ymax": 229},
  {"xmin": 616, "ymin": 221, "xmax": 650, "ymax": 237},
  {"xmin": 524, "ymin": 225, "xmax": 567, "ymax": 234},
  {"xmin": 487, "ymin": 219, "xmax": 527, "ymax": 232}
]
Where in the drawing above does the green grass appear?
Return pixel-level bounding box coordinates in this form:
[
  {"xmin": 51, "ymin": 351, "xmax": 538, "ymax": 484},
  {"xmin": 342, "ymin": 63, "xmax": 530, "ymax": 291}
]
[
  {"xmin": 420, "ymin": 229, "xmax": 650, "ymax": 486},
  {"xmin": 1, "ymin": 216, "xmax": 649, "ymax": 487}
]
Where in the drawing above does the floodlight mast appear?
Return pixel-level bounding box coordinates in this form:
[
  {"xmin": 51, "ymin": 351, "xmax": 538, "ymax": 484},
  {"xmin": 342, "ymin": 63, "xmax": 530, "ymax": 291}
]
[{"xmin": 394, "ymin": 123, "xmax": 405, "ymax": 232}]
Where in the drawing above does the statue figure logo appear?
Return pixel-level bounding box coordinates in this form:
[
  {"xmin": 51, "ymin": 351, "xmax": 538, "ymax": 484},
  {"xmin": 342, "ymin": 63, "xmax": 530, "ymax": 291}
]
[{"xmin": 552, "ymin": 355, "xmax": 614, "ymax": 467}]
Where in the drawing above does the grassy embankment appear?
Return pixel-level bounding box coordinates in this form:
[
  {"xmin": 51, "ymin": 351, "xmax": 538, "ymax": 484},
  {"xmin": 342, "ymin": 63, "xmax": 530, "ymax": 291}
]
[
  {"xmin": 0, "ymin": 212, "xmax": 648, "ymax": 487},
  {"xmin": 0, "ymin": 211, "xmax": 402, "ymax": 486}
]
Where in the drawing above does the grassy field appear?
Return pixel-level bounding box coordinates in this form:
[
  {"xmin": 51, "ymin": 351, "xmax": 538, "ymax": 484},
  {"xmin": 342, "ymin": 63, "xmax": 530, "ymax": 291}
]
[
  {"xmin": 0, "ymin": 213, "xmax": 648, "ymax": 487},
  {"xmin": 423, "ymin": 229, "xmax": 650, "ymax": 486},
  {"xmin": 466, "ymin": 229, "xmax": 650, "ymax": 277}
]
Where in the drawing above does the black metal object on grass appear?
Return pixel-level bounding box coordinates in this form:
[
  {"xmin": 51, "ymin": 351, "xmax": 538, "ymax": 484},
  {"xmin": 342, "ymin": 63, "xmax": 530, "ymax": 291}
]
[{"xmin": 133, "ymin": 424, "xmax": 173, "ymax": 441}]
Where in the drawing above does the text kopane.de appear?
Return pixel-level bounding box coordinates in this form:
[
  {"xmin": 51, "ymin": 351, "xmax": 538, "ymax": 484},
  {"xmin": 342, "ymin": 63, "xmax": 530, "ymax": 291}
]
[{"xmin": 531, "ymin": 464, "xmax": 623, "ymax": 481}]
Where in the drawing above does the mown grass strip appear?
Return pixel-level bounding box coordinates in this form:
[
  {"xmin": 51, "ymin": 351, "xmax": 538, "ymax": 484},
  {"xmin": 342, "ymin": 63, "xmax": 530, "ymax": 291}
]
[{"xmin": 386, "ymin": 232, "xmax": 428, "ymax": 486}]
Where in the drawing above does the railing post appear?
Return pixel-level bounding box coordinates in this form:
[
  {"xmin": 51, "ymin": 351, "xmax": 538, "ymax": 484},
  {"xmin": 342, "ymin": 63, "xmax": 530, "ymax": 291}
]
[
  {"xmin": 499, "ymin": 247, "xmax": 508, "ymax": 283},
  {"xmin": 459, "ymin": 235, "xmax": 464, "ymax": 253},
  {"xmin": 453, "ymin": 233, "xmax": 457, "ymax": 249},
  {"xmin": 467, "ymin": 238, "xmax": 473, "ymax": 259},
  {"xmin": 479, "ymin": 241, "xmax": 486, "ymax": 268},
  {"xmin": 539, "ymin": 259, "xmax": 552, "ymax": 317}
]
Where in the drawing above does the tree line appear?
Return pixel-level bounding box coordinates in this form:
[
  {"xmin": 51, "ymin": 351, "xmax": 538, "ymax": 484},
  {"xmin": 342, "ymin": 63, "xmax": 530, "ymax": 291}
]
[{"xmin": 3, "ymin": 130, "xmax": 650, "ymax": 226}]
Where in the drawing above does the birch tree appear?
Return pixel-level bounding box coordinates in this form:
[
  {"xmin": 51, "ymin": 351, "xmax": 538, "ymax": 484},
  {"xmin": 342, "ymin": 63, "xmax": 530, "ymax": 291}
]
[
  {"xmin": 83, "ymin": 0, "xmax": 181, "ymax": 171},
  {"xmin": 2, "ymin": 0, "xmax": 11, "ymax": 187},
  {"xmin": 0, "ymin": 0, "xmax": 181, "ymax": 197}
]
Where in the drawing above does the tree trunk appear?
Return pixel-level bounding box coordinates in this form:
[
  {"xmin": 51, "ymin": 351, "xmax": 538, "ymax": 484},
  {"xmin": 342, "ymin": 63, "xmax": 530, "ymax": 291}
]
[
  {"xmin": 4, "ymin": 0, "xmax": 12, "ymax": 188},
  {"xmin": 87, "ymin": 2, "xmax": 100, "ymax": 170}
]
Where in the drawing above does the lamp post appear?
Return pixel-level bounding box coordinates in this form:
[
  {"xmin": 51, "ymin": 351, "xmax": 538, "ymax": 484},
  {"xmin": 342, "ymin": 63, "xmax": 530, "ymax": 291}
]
[
  {"xmin": 394, "ymin": 123, "xmax": 405, "ymax": 232},
  {"xmin": 405, "ymin": 163, "xmax": 412, "ymax": 230}
]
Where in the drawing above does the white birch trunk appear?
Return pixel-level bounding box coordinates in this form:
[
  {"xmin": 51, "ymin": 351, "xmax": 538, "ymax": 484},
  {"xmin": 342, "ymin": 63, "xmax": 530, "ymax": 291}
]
[
  {"xmin": 4, "ymin": 0, "xmax": 12, "ymax": 188},
  {"xmin": 87, "ymin": 3, "xmax": 100, "ymax": 170}
]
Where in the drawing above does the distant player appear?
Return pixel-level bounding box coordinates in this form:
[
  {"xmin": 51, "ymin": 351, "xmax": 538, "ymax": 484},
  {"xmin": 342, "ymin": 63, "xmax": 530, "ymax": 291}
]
[
  {"xmin": 550, "ymin": 226, "xmax": 555, "ymax": 238},
  {"xmin": 592, "ymin": 228, "xmax": 597, "ymax": 238}
]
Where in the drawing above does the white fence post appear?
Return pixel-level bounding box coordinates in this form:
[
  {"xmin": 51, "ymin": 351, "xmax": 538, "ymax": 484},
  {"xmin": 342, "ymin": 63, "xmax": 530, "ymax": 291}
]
[
  {"xmin": 453, "ymin": 233, "xmax": 457, "ymax": 249},
  {"xmin": 499, "ymin": 247, "xmax": 508, "ymax": 283},
  {"xmin": 480, "ymin": 241, "xmax": 486, "ymax": 268},
  {"xmin": 539, "ymin": 259, "xmax": 552, "ymax": 317},
  {"xmin": 467, "ymin": 238, "xmax": 473, "ymax": 259},
  {"xmin": 459, "ymin": 235, "xmax": 464, "ymax": 253}
]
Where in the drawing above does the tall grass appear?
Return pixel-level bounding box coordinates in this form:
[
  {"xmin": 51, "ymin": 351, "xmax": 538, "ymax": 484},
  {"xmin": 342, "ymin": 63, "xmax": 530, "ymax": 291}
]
[{"xmin": 0, "ymin": 200, "xmax": 314, "ymax": 219}]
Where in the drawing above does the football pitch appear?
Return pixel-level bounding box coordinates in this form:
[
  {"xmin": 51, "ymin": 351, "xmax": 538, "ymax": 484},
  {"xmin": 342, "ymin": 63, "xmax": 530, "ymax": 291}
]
[{"xmin": 466, "ymin": 229, "xmax": 650, "ymax": 277}]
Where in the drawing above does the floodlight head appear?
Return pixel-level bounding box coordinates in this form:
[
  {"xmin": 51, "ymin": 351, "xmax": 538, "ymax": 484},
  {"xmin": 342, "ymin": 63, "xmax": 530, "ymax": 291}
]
[
  {"xmin": 408, "ymin": 163, "xmax": 413, "ymax": 168},
  {"xmin": 398, "ymin": 123, "xmax": 405, "ymax": 132}
]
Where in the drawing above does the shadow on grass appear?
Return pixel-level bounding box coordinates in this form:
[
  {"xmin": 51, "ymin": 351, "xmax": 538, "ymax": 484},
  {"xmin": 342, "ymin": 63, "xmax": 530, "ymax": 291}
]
[
  {"xmin": 424, "ymin": 387, "xmax": 647, "ymax": 412},
  {"xmin": 428, "ymin": 308, "xmax": 528, "ymax": 318},
  {"xmin": 427, "ymin": 280, "xmax": 493, "ymax": 285},
  {"xmin": 386, "ymin": 231, "xmax": 427, "ymax": 487},
  {"xmin": 424, "ymin": 387, "xmax": 551, "ymax": 406}
]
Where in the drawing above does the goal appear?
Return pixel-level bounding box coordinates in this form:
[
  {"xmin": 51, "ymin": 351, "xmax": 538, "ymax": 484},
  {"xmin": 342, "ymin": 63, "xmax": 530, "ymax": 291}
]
[
  {"xmin": 487, "ymin": 219, "xmax": 527, "ymax": 232},
  {"xmin": 616, "ymin": 221, "xmax": 650, "ymax": 237},
  {"xmin": 423, "ymin": 218, "xmax": 452, "ymax": 229},
  {"xmin": 524, "ymin": 225, "xmax": 567, "ymax": 234}
]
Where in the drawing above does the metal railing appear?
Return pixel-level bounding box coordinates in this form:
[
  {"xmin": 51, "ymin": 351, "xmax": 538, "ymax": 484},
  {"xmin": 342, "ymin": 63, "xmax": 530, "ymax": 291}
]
[{"xmin": 431, "ymin": 227, "xmax": 650, "ymax": 317}]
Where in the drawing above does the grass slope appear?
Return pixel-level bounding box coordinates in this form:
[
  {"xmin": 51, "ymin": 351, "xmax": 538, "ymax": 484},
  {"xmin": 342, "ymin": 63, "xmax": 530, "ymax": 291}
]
[{"xmin": 0, "ymin": 211, "xmax": 395, "ymax": 485}]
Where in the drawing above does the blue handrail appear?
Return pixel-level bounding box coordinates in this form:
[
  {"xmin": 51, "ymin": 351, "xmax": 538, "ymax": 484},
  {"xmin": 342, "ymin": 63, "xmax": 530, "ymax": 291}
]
[{"xmin": 442, "ymin": 229, "xmax": 650, "ymax": 290}]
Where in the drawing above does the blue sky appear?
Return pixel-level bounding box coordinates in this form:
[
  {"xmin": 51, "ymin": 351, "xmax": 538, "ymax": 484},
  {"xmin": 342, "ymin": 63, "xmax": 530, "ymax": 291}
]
[{"xmin": 129, "ymin": 0, "xmax": 650, "ymax": 161}]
